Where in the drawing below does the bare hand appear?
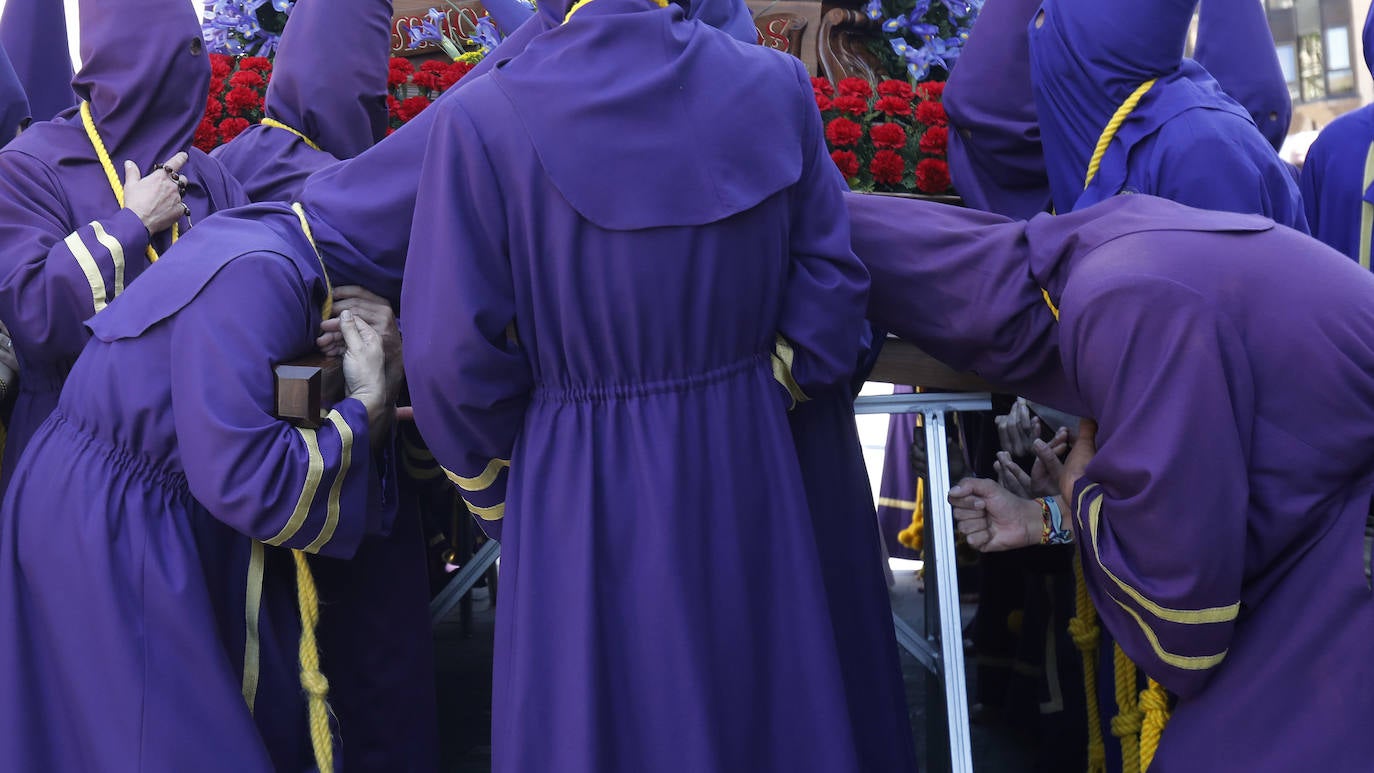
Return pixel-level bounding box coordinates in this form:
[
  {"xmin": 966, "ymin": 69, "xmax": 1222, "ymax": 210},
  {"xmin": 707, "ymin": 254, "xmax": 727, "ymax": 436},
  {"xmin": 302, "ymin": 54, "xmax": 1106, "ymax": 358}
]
[
  {"xmin": 948, "ymin": 477, "xmax": 1044, "ymax": 552},
  {"xmin": 317, "ymin": 285, "xmax": 402, "ymax": 400},
  {"xmin": 339, "ymin": 310, "xmax": 388, "ymax": 428},
  {"xmin": 0, "ymin": 320, "xmax": 18, "ymax": 376},
  {"xmin": 123, "ymin": 152, "xmax": 188, "ymax": 235},
  {"xmin": 996, "ymin": 397, "xmax": 1042, "ymax": 458},
  {"xmin": 1059, "ymin": 419, "xmax": 1098, "ymax": 512}
]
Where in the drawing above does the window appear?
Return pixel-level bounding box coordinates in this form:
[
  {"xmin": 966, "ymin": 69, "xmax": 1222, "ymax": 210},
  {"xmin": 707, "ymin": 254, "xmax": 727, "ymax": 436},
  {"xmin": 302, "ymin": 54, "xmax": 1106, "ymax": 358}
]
[{"xmin": 1266, "ymin": 0, "xmax": 1357, "ymax": 103}]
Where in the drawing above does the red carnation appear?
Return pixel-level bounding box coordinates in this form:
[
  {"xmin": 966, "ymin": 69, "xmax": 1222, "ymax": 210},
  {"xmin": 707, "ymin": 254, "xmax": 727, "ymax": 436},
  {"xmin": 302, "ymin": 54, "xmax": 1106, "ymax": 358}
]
[
  {"xmin": 870, "ymin": 149, "xmax": 905, "ymax": 185},
  {"xmin": 193, "ymin": 117, "xmax": 219, "ymax": 152},
  {"xmin": 919, "ymin": 124, "xmax": 948, "ymax": 155},
  {"xmin": 916, "ymin": 100, "xmax": 947, "ymax": 126},
  {"xmin": 224, "ymin": 86, "xmax": 263, "ymax": 116},
  {"xmin": 815, "ymin": 93, "xmax": 833, "ymax": 112},
  {"xmin": 218, "ymin": 116, "xmax": 250, "ymax": 143},
  {"xmin": 811, "ymin": 76, "xmax": 834, "ymax": 97},
  {"xmin": 837, "ymin": 77, "xmax": 873, "ymax": 99},
  {"xmin": 869, "ymin": 122, "xmax": 907, "ymax": 150},
  {"xmin": 830, "ymin": 149, "xmax": 859, "ymax": 179},
  {"xmin": 210, "ymin": 54, "xmax": 233, "ymax": 78},
  {"xmin": 877, "ymin": 79, "xmax": 915, "ymax": 101},
  {"xmin": 240, "ymin": 56, "xmax": 272, "ymax": 73},
  {"xmin": 825, "ymin": 117, "xmax": 863, "ymax": 147},
  {"xmin": 915, "ymin": 157, "xmax": 951, "ymax": 193},
  {"xmin": 875, "ymin": 95, "xmax": 913, "ymax": 117},
  {"xmin": 441, "ymin": 60, "xmax": 475, "ymax": 89},
  {"xmin": 209, "ymin": 75, "xmax": 225, "ymax": 97},
  {"xmin": 387, "ymin": 94, "xmax": 402, "ymax": 117},
  {"xmin": 203, "ymin": 95, "xmax": 223, "ymax": 120},
  {"xmin": 832, "ymin": 95, "xmax": 868, "ymax": 115},
  {"xmin": 229, "ymin": 69, "xmax": 265, "ymax": 90},
  {"xmin": 396, "ymin": 95, "xmax": 432, "ymax": 122},
  {"xmin": 918, "ymin": 80, "xmax": 946, "ymax": 99},
  {"xmin": 420, "ymin": 59, "xmax": 448, "ymax": 73},
  {"xmin": 411, "ymin": 69, "xmax": 441, "ymax": 91}
]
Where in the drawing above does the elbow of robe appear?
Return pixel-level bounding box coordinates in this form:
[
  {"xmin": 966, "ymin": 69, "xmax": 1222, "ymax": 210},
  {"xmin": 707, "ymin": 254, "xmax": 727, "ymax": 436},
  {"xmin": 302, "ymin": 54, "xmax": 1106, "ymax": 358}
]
[
  {"xmin": 1075, "ymin": 482, "xmax": 1239, "ymax": 699},
  {"xmin": 443, "ymin": 457, "xmax": 510, "ymax": 541}
]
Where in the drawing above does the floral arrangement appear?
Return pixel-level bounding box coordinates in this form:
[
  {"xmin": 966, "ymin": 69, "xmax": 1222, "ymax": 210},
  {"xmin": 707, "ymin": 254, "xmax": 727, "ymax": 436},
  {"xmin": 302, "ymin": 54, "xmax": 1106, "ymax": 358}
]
[
  {"xmin": 814, "ymin": 76, "xmax": 953, "ymax": 196},
  {"xmin": 194, "ymin": 53, "xmax": 480, "ymax": 151},
  {"xmin": 403, "ymin": 6, "xmax": 503, "ymax": 60},
  {"xmin": 203, "ymin": 0, "xmax": 295, "ymax": 57},
  {"xmin": 386, "ymin": 57, "xmax": 479, "ymax": 134},
  {"xmin": 864, "ymin": 0, "xmax": 982, "ymax": 82},
  {"xmin": 195, "ymin": 54, "xmax": 272, "ymax": 151}
]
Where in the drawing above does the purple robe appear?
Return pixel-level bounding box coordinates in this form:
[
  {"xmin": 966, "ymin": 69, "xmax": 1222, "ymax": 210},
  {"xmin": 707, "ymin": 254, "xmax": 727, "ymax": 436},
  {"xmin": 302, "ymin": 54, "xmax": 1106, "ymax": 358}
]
[
  {"xmin": 944, "ymin": 0, "xmax": 1050, "ymax": 220},
  {"xmin": 1193, "ymin": 0, "xmax": 1292, "ymax": 152},
  {"xmin": 483, "ymin": 0, "xmax": 538, "ymax": 36},
  {"xmin": 400, "ymin": 0, "xmax": 912, "ymax": 769},
  {"xmin": 0, "ymin": 44, "xmax": 29, "ymax": 144},
  {"xmin": 0, "ymin": 205, "xmax": 394, "ymax": 771},
  {"xmin": 1299, "ymin": 7, "xmax": 1374, "ymax": 263},
  {"xmin": 211, "ymin": 0, "xmax": 392, "ymax": 202},
  {"xmin": 0, "ymin": 0, "xmax": 248, "ymax": 494},
  {"xmin": 0, "ymin": 0, "xmax": 74, "ymax": 123},
  {"xmin": 850, "ymin": 190, "xmax": 1374, "ymax": 770},
  {"xmin": 1028, "ymin": 0, "xmax": 1306, "ymax": 228}
]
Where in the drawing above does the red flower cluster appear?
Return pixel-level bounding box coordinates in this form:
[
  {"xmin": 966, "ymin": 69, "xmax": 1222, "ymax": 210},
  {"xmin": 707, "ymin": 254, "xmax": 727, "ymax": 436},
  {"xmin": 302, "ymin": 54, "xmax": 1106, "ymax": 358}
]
[
  {"xmin": 196, "ymin": 53, "xmax": 270, "ymax": 151},
  {"xmin": 386, "ymin": 56, "xmax": 479, "ymax": 134},
  {"xmin": 812, "ymin": 75, "xmax": 954, "ymax": 195},
  {"xmin": 194, "ymin": 53, "xmax": 479, "ymax": 150}
]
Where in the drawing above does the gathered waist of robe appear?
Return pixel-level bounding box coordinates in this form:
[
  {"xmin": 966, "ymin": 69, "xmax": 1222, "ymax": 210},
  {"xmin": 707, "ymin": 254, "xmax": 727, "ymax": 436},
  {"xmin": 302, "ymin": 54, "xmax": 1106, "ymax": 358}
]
[
  {"xmin": 39, "ymin": 408, "xmax": 191, "ymax": 495},
  {"xmin": 532, "ymin": 351, "xmax": 772, "ymax": 405}
]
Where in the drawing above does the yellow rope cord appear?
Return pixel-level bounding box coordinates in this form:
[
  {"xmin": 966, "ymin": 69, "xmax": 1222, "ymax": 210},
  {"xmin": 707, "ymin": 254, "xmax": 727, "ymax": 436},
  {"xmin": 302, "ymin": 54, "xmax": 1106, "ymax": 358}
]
[
  {"xmin": 79, "ymin": 102, "xmax": 178, "ymax": 264},
  {"xmin": 1084, "ymin": 79, "xmax": 1157, "ymax": 189},
  {"xmin": 1069, "ymin": 553, "xmax": 1106, "ymax": 773},
  {"xmin": 1138, "ymin": 678, "xmax": 1170, "ymax": 770},
  {"xmin": 261, "ymin": 117, "xmax": 323, "ymax": 152},
  {"xmin": 564, "ymin": 0, "xmax": 666, "ymax": 21},
  {"xmin": 291, "ymin": 550, "xmax": 334, "ymax": 773},
  {"xmin": 897, "ymin": 476, "xmax": 926, "ymax": 551},
  {"xmin": 1111, "ymin": 643, "xmax": 1143, "ymax": 773}
]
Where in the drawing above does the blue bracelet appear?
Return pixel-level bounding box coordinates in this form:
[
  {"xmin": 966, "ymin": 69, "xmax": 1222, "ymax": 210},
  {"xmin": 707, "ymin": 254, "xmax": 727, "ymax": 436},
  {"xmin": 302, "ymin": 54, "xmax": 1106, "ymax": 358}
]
[{"xmin": 1043, "ymin": 496, "xmax": 1073, "ymax": 545}]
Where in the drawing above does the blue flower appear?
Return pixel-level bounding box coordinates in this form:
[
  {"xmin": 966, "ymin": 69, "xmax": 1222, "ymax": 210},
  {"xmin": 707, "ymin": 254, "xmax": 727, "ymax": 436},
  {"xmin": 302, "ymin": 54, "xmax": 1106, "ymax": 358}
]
[
  {"xmin": 864, "ymin": 0, "xmax": 883, "ymax": 21},
  {"xmin": 405, "ymin": 17, "xmax": 445, "ymax": 48},
  {"xmin": 465, "ymin": 15, "xmax": 502, "ymax": 54},
  {"xmin": 271, "ymin": 0, "xmax": 293, "ymax": 12},
  {"xmin": 426, "ymin": 7, "xmax": 446, "ymax": 26},
  {"xmin": 939, "ymin": 0, "xmax": 971, "ymax": 17}
]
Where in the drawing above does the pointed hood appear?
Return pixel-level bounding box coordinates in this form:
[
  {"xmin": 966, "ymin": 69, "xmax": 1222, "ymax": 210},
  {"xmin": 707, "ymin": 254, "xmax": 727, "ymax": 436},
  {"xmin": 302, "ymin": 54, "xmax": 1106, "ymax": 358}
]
[
  {"xmin": 482, "ymin": 0, "xmax": 538, "ymax": 36},
  {"xmin": 1194, "ymin": 0, "xmax": 1291, "ymax": 151},
  {"xmin": 1365, "ymin": 2, "xmax": 1374, "ymax": 80},
  {"xmin": 265, "ymin": 0, "xmax": 391, "ymax": 159},
  {"xmin": 0, "ymin": 44, "xmax": 30, "ymax": 144},
  {"xmin": 0, "ymin": 0, "xmax": 75, "ymax": 122},
  {"xmin": 70, "ymin": 0, "xmax": 209, "ymax": 170},
  {"xmin": 1028, "ymin": 0, "xmax": 1197, "ymax": 206},
  {"xmin": 490, "ymin": 0, "xmax": 800, "ymax": 230},
  {"xmin": 943, "ymin": 0, "xmax": 1051, "ymax": 218}
]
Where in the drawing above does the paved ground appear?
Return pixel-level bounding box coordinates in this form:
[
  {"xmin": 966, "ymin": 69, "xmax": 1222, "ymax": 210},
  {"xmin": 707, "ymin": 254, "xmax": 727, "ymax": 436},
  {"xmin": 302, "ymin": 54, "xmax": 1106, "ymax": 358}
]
[{"xmin": 430, "ymin": 383, "xmax": 1035, "ymax": 771}]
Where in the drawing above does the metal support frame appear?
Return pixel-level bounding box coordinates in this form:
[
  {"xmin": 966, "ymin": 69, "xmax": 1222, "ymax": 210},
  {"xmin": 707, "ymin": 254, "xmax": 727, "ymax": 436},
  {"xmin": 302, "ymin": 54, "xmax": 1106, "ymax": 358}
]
[
  {"xmin": 430, "ymin": 539, "xmax": 502, "ymax": 626},
  {"xmin": 854, "ymin": 391, "xmax": 991, "ymax": 773}
]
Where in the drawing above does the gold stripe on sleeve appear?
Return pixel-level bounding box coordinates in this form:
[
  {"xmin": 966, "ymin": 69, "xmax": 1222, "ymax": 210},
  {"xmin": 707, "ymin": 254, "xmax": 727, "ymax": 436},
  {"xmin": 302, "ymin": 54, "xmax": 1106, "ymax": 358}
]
[
  {"xmin": 463, "ymin": 498, "xmax": 506, "ymax": 521},
  {"xmin": 304, "ymin": 410, "xmax": 353, "ymax": 553},
  {"xmin": 443, "ymin": 459, "xmax": 510, "ymax": 492},
  {"xmin": 90, "ymin": 221, "xmax": 125, "ymax": 298},
  {"xmin": 65, "ymin": 229, "xmax": 108, "ymax": 312},
  {"xmin": 878, "ymin": 497, "xmax": 920, "ymax": 510},
  {"xmin": 266, "ymin": 426, "xmax": 326, "ymax": 546},
  {"xmin": 1081, "ymin": 484, "xmax": 1240, "ymax": 625},
  {"xmin": 1109, "ymin": 595, "xmax": 1228, "ymax": 671}
]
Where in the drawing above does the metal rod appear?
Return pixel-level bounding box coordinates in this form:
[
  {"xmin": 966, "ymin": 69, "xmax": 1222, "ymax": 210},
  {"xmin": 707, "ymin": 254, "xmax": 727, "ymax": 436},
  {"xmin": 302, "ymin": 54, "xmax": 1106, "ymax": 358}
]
[
  {"xmin": 854, "ymin": 392, "xmax": 993, "ymax": 415},
  {"xmin": 924, "ymin": 408, "xmax": 974, "ymax": 773},
  {"xmin": 430, "ymin": 539, "xmax": 501, "ymax": 626}
]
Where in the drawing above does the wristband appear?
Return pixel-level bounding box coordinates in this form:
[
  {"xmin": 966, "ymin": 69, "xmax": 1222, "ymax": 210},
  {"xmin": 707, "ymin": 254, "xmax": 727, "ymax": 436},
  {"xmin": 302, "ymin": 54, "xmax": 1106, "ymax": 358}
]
[{"xmin": 1039, "ymin": 496, "xmax": 1073, "ymax": 545}]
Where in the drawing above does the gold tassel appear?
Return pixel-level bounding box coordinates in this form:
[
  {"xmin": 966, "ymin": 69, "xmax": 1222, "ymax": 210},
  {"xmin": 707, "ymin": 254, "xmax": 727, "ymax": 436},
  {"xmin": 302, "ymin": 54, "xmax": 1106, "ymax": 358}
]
[
  {"xmin": 1139, "ymin": 679, "xmax": 1170, "ymax": 771},
  {"xmin": 1111, "ymin": 643, "xmax": 1143, "ymax": 773},
  {"xmin": 1070, "ymin": 554, "xmax": 1106, "ymax": 773}
]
